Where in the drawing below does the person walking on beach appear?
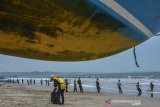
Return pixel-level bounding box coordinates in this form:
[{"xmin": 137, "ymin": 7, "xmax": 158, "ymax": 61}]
[
  {"xmin": 50, "ymin": 75, "xmax": 66, "ymax": 104},
  {"xmin": 77, "ymin": 77, "xmax": 83, "ymax": 93},
  {"xmin": 33, "ymin": 79, "xmax": 36, "ymax": 85},
  {"xmin": 150, "ymin": 82, "xmax": 154, "ymax": 97},
  {"xmin": 27, "ymin": 79, "xmax": 29, "ymax": 85},
  {"xmin": 73, "ymin": 79, "xmax": 77, "ymax": 92},
  {"xmin": 30, "ymin": 78, "xmax": 32, "ymax": 85},
  {"xmin": 17, "ymin": 78, "xmax": 19, "ymax": 84},
  {"xmin": 41, "ymin": 79, "xmax": 43, "ymax": 85},
  {"xmin": 47, "ymin": 80, "xmax": 50, "ymax": 86},
  {"xmin": 45, "ymin": 79, "xmax": 48, "ymax": 86},
  {"xmin": 117, "ymin": 80, "xmax": 123, "ymax": 94},
  {"xmin": 9, "ymin": 79, "xmax": 11, "ymax": 83},
  {"xmin": 96, "ymin": 78, "xmax": 101, "ymax": 93},
  {"xmin": 7, "ymin": 79, "xmax": 9, "ymax": 83},
  {"xmin": 136, "ymin": 82, "xmax": 142, "ymax": 96},
  {"xmin": 65, "ymin": 79, "xmax": 69, "ymax": 92},
  {"xmin": 22, "ymin": 78, "xmax": 24, "ymax": 84}
]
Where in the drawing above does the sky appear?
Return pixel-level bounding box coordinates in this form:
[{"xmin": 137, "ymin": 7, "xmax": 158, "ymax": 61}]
[{"xmin": 0, "ymin": 36, "xmax": 160, "ymax": 73}]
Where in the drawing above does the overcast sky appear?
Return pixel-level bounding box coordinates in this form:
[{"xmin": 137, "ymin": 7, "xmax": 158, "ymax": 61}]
[{"xmin": 0, "ymin": 36, "xmax": 160, "ymax": 73}]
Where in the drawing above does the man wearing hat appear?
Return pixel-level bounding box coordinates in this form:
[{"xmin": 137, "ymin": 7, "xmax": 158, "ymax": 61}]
[{"xmin": 50, "ymin": 75, "xmax": 66, "ymax": 104}]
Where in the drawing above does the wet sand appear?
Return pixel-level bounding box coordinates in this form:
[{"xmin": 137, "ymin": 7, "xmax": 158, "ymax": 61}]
[{"xmin": 0, "ymin": 83, "xmax": 160, "ymax": 107}]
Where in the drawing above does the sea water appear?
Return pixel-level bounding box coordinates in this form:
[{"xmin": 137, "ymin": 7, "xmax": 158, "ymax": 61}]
[{"xmin": 1, "ymin": 72, "xmax": 160, "ymax": 98}]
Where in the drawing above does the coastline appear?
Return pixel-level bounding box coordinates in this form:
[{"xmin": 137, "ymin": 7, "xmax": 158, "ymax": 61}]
[{"xmin": 0, "ymin": 83, "xmax": 160, "ymax": 107}]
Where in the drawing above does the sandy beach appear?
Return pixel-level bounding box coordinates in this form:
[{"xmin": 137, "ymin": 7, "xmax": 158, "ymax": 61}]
[{"xmin": 0, "ymin": 83, "xmax": 160, "ymax": 107}]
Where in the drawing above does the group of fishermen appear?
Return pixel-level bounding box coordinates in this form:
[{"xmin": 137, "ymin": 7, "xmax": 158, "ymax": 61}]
[
  {"xmin": 7, "ymin": 75, "xmax": 155, "ymax": 105},
  {"xmin": 50, "ymin": 75, "xmax": 156, "ymax": 105},
  {"xmin": 7, "ymin": 78, "xmax": 50, "ymax": 86},
  {"xmin": 72, "ymin": 77, "xmax": 84, "ymax": 93},
  {"xmin": 117, "ymin": 80, "xmax": 155, "ymax": 97}
]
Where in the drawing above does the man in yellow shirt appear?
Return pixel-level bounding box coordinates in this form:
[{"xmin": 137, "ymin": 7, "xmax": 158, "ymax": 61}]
[{"xmin": 50, "ymin": 75, "xmax": 66, "ymax": 104}]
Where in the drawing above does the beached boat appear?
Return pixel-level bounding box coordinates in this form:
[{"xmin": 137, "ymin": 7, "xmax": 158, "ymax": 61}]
[{"xmin": 88, "ymin": 0, "xmax": 160, "ymax": 41}]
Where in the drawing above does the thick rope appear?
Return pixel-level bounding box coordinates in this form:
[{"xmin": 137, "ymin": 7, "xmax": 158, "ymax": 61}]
[{"xmin": 133, "ymin": 46, "xmax": 140, "ymax": 67}]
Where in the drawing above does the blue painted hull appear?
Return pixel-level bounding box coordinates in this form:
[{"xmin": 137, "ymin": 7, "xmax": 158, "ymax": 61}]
[{"xmin": 88, "ymin": 0, "xmax": 160, "ymax": 41}]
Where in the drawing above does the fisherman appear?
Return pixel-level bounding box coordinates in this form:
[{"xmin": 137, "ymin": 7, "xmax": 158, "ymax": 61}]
[
  {"xmin": 96, "ymin": 78, "xmax": 101, "ymax": 93},
  {"xmin": 22, "ymin": 78, "xmax": 24, "ymax": 84},
  {"xmin": 40, "ymin": 79, "xmax": 43, "ymax": 85},
  {"xmin": 73, "ymin": 79, "xmax": 77, "ymax": 92},
  {"xmin": 77, "ymin": 77, "xmax": 83, "ymax": 93},
  {"xmin": 7, "ymin": 79, "xmax": 9, "ymax": 83},
  {"xmin": 27, "ymin": 79, "xmax": 29, "ymax": 85},
  {"xmin": 45, "ymin": 79, "xmax": 47, "ymax": 86},
  {"xmin": 47, "ymin": 80, "xmax": 50, "ymax": 86},
  {"xmin": 65, "ymin": 79, "xmax": 69, "ymax": 92},
  {"xmin": 9, "ymin": 79, "xmax": 11, "ymax": 83},
  {"xmin": 150, "ymin": 82, "xmax": 154, "ymax": 97},
  {"xmin": 17, "ymin": 78, "xmax": 19, "ymax": 84},
  {"xmin": 117, "ymin": 80, "xmax": 123, "ymax": 94},
  {"xmin": 33, "ymin": 79, "xmax": 36, "ymax": 85},
  {"xmin": 136, "ymin": 82, "xmax": 142, "ymax": 96},
  {"xmin": 50, "ymin": 75, "xmax": 66, "ymax": 104},
  {"xmin": 30, "ymin": 78, "xmax": 32, "ymax": 85}
]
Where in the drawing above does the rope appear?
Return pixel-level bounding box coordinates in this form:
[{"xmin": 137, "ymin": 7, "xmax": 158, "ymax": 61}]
[{"xmin": 133, "ymin": 46, "xmax": 140, "ymax": 67}]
